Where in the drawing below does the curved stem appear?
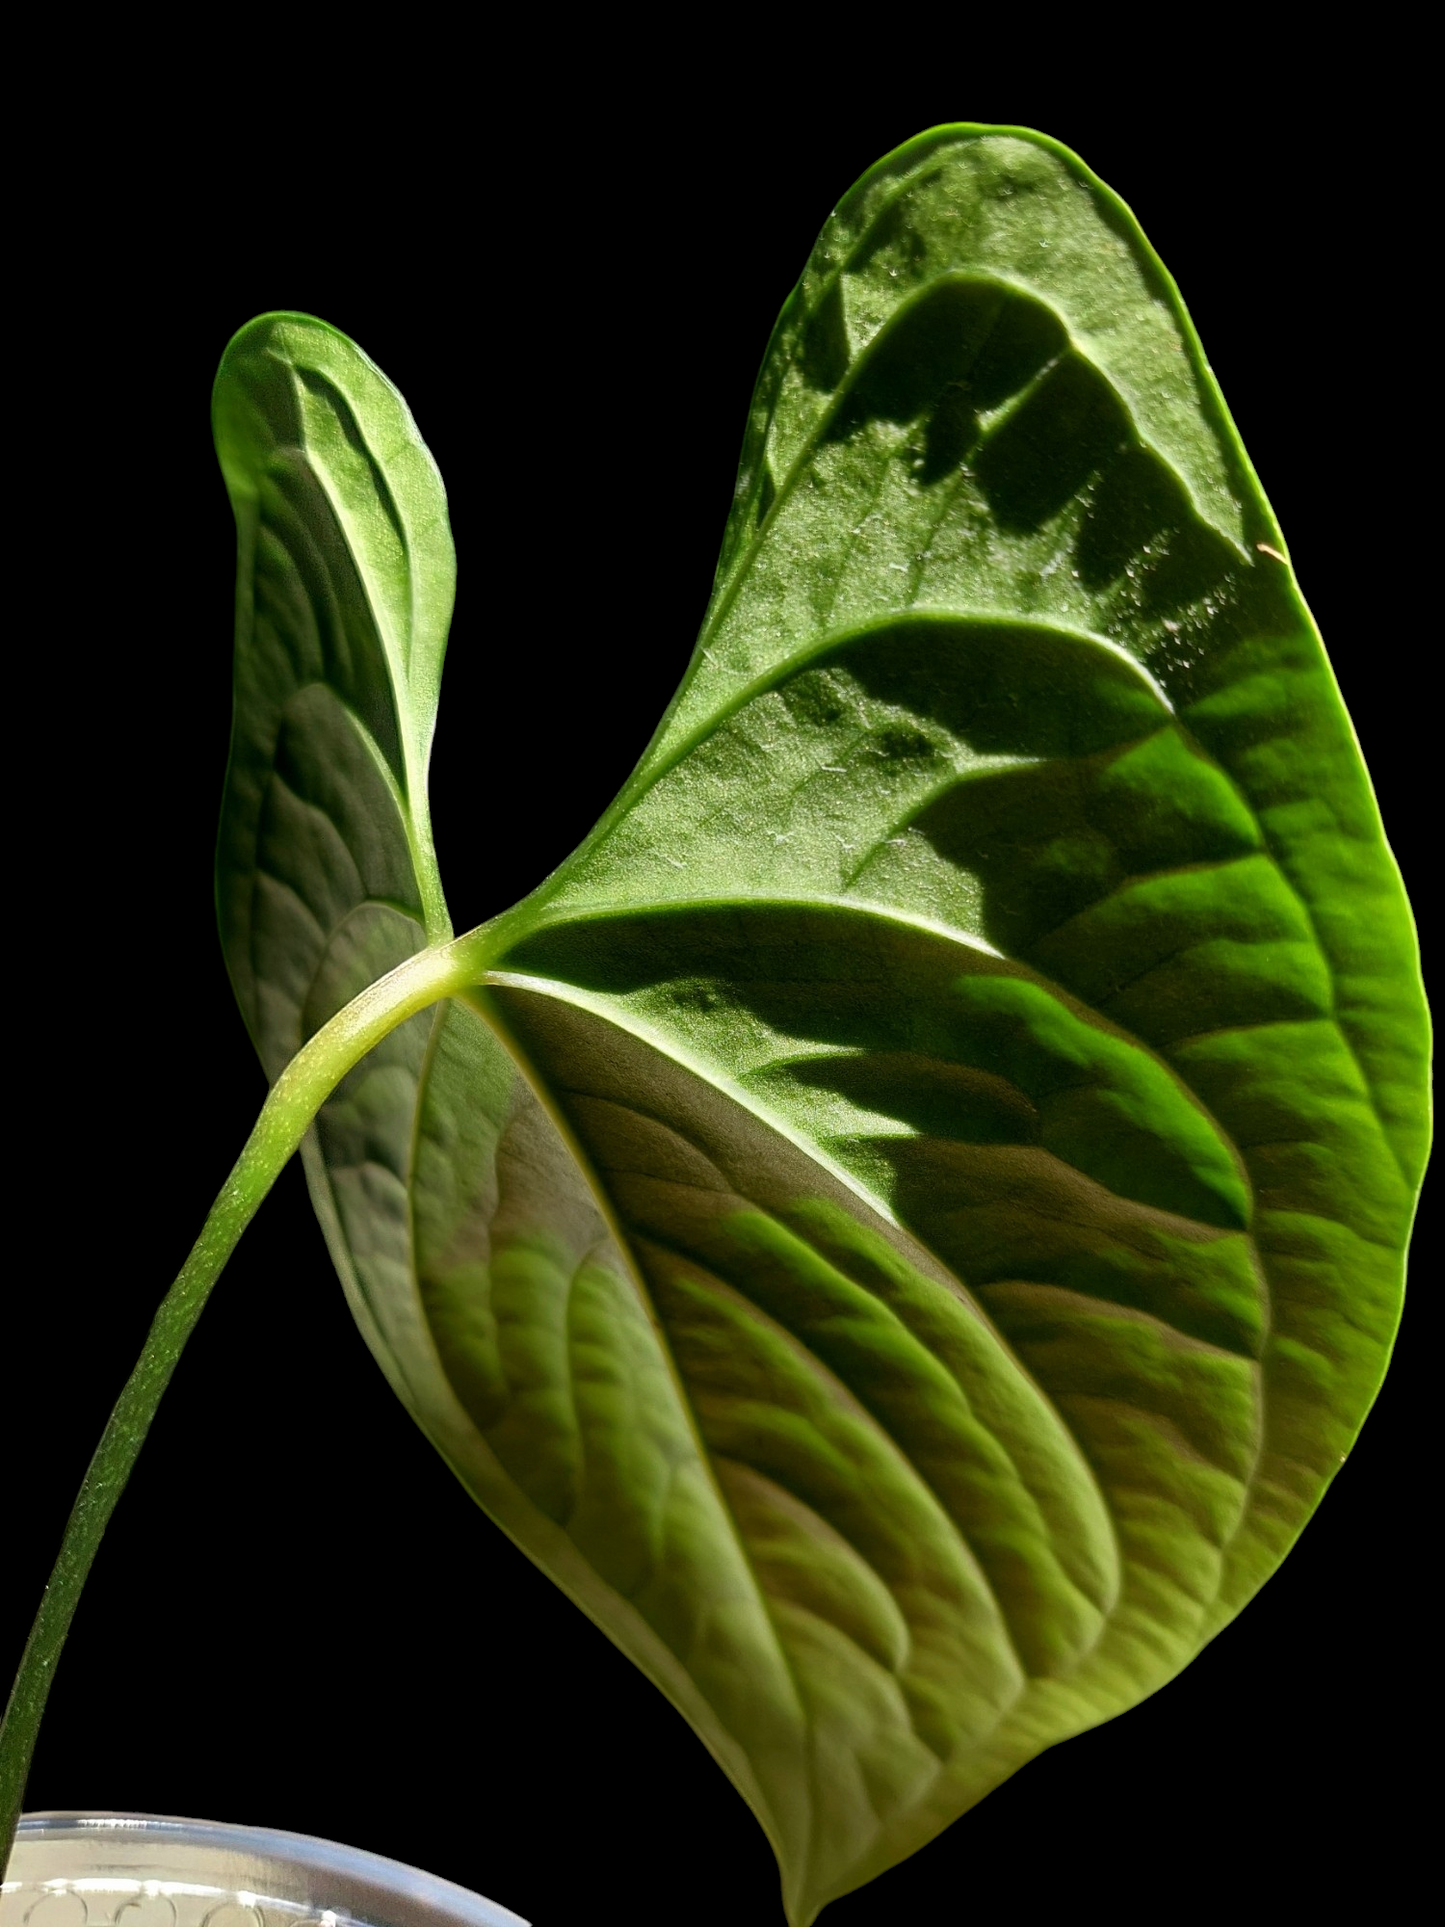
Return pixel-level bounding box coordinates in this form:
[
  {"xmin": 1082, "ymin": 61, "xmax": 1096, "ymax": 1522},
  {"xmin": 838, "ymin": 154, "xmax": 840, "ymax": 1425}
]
[{"xmin": 0, "ymin": 939, "xmax": 478, "ymax": 1860}]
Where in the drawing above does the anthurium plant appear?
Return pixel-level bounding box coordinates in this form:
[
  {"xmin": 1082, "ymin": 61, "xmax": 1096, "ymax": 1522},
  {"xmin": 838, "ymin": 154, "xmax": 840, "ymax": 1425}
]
[{"xmin": 2, "ymin": 124, "xmax": 1428, "ymax": 1924}]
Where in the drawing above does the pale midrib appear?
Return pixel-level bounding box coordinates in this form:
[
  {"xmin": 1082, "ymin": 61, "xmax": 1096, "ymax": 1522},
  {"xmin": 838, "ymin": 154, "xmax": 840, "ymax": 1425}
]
[
  {"xmin": 474, "ymin": 884, "xmax": 1324, "ymax": 1655},
  {"xmin": 490, "ymin": 890, "xmax": 1250, "ymax": 1208},
  {"xmin": 450, "ymin": 982, "xmax": 819, "ymax": 1850},
  {"xmin": 474, "ymin": 964, "xmax": 1124, "ymax": 1586},
  {"xmin": 483, "ymin": 799, "xmax": 1408, "ymax": 1641}
]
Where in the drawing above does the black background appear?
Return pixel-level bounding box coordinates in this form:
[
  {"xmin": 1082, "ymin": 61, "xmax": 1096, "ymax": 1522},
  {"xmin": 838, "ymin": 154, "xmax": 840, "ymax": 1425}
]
[{"xmin": 8, "ymin": 83, "xmax": 1433, "ymax": 1923}]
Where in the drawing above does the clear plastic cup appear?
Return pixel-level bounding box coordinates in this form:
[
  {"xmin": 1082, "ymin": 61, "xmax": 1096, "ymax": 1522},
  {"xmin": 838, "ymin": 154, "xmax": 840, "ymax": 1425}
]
[{"xmin": 1, "ymin": 1814, "xmax": 527, "ymax": 1927}]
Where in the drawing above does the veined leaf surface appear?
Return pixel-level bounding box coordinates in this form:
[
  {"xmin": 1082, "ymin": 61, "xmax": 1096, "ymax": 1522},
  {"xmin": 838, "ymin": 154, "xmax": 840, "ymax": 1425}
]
[
  {"xmin": 213, "ymin": 128, "xmax": 1428, "ymax": 1925},
  {"xmin": 213, "ymin": 311, "xmax": 456, "ymax": 1408}
]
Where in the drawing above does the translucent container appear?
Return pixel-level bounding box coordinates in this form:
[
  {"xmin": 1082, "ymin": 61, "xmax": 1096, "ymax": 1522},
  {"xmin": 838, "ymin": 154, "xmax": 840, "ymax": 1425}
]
[{"xmin": 1, "ymin": 1815, "xmax": 527, "ymax": 1927}]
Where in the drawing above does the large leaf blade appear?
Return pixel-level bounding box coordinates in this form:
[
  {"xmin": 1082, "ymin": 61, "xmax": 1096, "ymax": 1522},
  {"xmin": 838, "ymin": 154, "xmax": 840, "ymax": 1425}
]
[
  {"xmin": 474, "ymin": 125, "xmax": 1424, "ymax": 1912},
  {"xmin": 213, "ymin": 130, "xmax": 1427, "ymax": 1926}
]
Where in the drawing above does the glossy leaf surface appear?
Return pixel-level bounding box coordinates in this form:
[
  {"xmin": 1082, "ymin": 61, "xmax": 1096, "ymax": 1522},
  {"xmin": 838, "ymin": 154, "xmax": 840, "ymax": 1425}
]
[{"xmin": 213, "ymin": 129, "xmax": 1428, "ymax": 1925}]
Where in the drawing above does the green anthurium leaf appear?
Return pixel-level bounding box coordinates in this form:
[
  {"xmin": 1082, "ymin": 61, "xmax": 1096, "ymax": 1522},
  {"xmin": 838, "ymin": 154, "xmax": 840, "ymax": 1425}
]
[
  {"xmin": 213, "ymin": 130, "xmax": 1428, "ymax": 1927},
  {"xmin": 212, "ymin": 310, "xmax": 456, "ymax": 1401}
]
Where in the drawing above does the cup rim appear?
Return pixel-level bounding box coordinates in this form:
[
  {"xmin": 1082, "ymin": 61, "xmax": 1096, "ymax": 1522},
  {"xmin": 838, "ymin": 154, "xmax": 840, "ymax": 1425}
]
[{"xmin": 8, "ymin": 1812, "xmax": 528, "ymax": 1927}]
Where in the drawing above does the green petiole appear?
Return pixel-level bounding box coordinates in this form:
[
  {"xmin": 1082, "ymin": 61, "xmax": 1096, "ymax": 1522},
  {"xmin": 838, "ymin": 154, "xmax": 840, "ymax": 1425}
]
[{"xmin": 0, "ymin": 937, "xmax": 485, "ymax": 1863}]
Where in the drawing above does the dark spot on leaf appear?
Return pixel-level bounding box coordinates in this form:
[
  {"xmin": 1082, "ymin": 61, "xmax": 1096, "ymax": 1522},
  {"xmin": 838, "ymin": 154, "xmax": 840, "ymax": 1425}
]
[
  {"xmin": 782, "ymin": 666, "xmax": 855, "ymax": 729},
  {"xmin": 871, "ymin": 721, "xmax": 938, "ymax": 764}
]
